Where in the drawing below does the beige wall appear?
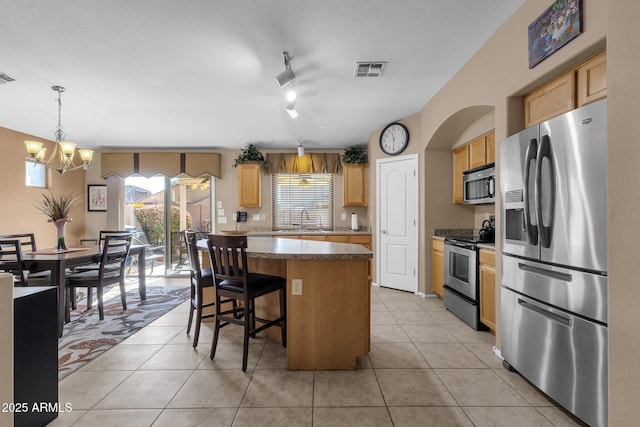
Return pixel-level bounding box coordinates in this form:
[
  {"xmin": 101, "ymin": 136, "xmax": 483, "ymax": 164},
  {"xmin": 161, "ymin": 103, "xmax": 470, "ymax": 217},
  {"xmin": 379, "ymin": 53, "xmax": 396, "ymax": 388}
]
[
  {"xmin": 0, "ymin": 127, "xmax": 86, "ymax": 247},
  {"xmin": 607, "ymin": 0, "xmax": 640, "ymax": 424}
]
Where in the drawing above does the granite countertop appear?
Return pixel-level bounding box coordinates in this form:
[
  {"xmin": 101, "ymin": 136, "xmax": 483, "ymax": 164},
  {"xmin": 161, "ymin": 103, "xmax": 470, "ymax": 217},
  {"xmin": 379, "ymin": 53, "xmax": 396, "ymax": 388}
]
[
  {"xmin": 241, "ymin": 230, "xmax": 371, "ymax": 237},
  {"xmin": 198, "ymin": 236, "xmax": 373, "ymax": 260}
]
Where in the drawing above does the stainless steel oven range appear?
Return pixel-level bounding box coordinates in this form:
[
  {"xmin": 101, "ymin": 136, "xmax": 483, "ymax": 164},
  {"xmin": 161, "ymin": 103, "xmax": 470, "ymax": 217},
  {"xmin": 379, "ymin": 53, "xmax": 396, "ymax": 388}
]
[{"xmin": 443, "ymin": 236, "xmax": 488, "ymax": 330}]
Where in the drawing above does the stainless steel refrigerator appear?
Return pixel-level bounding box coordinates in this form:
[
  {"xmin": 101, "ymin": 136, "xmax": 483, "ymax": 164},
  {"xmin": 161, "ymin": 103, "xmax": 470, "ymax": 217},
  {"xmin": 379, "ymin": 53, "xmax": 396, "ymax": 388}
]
[{"xmin": 500, "ymin": 98, "xmax": 607, "ymax": 427}]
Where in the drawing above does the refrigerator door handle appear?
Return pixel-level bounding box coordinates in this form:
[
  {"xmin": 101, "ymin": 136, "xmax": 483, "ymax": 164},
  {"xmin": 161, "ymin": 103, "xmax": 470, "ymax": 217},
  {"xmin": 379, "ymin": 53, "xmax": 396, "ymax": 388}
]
[
  {"xmin": 523, "ymin": 138, "xmax": 538, "ymax": 245},
  {"xmin": 517, "ymin": 298, "xmax": 572, "ymax": 326},
  {"xmin": 536, "ymin": 135, "xmax": 555, "ymax": 248},
  {"xmin": 517, "ymin": 262, "xmax": 573, "ymax": 282}
]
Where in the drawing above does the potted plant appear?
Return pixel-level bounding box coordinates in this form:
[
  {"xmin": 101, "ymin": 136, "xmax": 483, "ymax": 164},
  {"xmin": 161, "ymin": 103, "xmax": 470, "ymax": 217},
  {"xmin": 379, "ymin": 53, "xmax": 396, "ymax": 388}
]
[
  {"xmin": 232, "ymin": 144, "xmax": 269, "ymax": 171},
  {"xmin": 342, "ymin": 145, "xmax": 368, "ymax": 165},
  {"xmin": 35, "ymin": 191, "xmax": 79, "ymax": 250}
]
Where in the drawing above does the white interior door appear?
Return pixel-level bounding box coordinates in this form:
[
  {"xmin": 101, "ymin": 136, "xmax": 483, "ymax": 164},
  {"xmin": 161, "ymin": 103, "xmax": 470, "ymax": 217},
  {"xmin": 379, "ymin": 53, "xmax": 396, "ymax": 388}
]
[{"xmin": 377, "ymin": 155, "xmax": 418, "ymax": 293}]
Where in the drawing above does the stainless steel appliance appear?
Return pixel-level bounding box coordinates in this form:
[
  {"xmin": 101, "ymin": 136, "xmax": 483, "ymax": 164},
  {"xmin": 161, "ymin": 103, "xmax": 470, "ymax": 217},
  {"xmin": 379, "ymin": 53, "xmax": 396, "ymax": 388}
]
[
  {"xmin": 463, "ymin": 163, "xmax": 495, "ymax": 205},
  {"xmin": 443, "ymin": 236, "xmax": 490, "ymax": 330},
  {"xmin": 500, "ymin": 98, "xmax": 607, "ymax": 427}
]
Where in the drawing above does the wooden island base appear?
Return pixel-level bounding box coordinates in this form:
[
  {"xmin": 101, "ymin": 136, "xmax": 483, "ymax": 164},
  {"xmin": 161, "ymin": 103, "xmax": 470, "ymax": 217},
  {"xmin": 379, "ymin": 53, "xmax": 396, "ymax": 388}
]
[
  {"xmin": 251, "ymin": 257, "xmax": 370, "ymax": 370},
  {"xmin": 201, "ymin": 237, "xmax": 372, "ymax": 370}
]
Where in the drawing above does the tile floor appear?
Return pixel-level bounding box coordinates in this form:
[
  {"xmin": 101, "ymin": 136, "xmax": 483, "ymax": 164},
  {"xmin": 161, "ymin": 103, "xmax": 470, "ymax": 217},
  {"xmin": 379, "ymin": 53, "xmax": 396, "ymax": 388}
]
[{"xmin": 50, "ymin": 281, "xmax": 585, "ymax": 426}]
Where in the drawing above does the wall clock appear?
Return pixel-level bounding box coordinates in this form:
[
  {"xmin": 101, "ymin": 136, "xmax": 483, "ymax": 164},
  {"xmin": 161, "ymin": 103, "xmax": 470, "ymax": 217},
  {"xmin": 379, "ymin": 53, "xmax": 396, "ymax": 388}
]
[{"xmin": 379, "ymin": 122, "xmax": 409, "ymax": 155}]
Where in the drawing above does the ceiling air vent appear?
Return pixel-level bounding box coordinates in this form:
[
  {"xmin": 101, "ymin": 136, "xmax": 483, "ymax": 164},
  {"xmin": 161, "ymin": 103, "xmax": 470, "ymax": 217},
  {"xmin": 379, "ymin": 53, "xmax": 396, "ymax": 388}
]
[
  {"xmin": 0, "ymin": 72, "xmax": 16, "ymax": 84},
  {"xmin": 354, "ymin": 62, "xmax": 386, "ymax": 78}
]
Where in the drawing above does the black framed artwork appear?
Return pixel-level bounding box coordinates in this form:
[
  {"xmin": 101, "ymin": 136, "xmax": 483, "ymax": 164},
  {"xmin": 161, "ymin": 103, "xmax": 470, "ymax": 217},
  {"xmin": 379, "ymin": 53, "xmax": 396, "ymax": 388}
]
[{"xmin": 87, "ymin": 185, "xmax": 107, "ymax": 211}]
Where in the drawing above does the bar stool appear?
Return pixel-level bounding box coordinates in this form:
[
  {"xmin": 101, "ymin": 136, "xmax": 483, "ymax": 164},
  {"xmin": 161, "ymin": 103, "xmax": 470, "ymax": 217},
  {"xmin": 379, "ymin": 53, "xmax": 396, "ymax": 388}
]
[
  {"xmin": 183, "ymin": 230, "xmax": 216, "ymax": 348},
  {"xmin": 206, "ymin": 234, "xmax": 286, "ymax": 371}
]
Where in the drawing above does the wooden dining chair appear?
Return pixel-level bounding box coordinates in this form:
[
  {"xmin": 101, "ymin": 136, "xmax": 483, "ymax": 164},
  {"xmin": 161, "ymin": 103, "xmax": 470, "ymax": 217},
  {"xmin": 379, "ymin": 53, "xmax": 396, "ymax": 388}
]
[
  {"xmin": 0, "ymin": 239, "xmax": 28, "ymax": 286},
  {"xmin": 0, "ymin": 233, "xmax": 50, "ymax": 282},
  {"xmin": 206, "ymin": 234, "xmax": 286, "ymax": 371},
  {"xmin": 70, "ymin": 230, "xmax": 133, "ymax": 310},
  {"xmin": 65, "ymin": 233, "xmax": 132, "ymax": 320}
]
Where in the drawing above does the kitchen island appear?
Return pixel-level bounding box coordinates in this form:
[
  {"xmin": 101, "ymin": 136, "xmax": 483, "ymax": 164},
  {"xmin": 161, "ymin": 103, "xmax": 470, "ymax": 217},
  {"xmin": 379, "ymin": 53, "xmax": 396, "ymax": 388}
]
[{"xmin": 199, "ymin": 236, "xmax": 373, "ymax": 370}]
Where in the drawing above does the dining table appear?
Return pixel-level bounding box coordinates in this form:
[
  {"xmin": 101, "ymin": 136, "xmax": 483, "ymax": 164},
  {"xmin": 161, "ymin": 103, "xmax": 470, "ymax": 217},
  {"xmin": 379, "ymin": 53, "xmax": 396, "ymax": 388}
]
[{"xmin": 21, "ymin": 244, "xmax": 147, "ymax": 337}]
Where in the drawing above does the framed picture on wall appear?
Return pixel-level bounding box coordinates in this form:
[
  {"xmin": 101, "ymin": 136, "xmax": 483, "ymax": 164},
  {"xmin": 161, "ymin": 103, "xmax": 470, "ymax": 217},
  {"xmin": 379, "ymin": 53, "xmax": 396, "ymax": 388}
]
[
  {"xmin": 528, "ymin": 0, "xmax": 583, "ymax": 68},
  {"xmin": 87, "ymin": 185, "xmax": 107, "ymax": 211}
]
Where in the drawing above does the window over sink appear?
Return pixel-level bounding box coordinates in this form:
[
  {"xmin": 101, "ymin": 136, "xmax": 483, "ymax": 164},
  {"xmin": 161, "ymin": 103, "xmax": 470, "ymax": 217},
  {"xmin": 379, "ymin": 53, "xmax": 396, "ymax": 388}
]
[{"xmin": 272, "ymin": 174, "xmax": 334, "ymax": 230}]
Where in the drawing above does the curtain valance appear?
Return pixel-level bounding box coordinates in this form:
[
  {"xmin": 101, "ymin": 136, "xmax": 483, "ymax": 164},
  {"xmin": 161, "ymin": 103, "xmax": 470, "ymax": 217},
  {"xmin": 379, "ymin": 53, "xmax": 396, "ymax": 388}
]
[
  {"xmin": 266, "ymin": 153, "xmax": 341, "ymax": 174},
  {"xmin": 101, "ymin": 152, "xmax": 221, "ymax": 179}
]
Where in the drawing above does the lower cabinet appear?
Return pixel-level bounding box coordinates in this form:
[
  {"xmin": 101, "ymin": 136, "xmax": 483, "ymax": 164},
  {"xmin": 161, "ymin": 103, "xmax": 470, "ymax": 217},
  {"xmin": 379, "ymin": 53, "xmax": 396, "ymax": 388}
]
[
  {"xmin": 431, "ymin": 238, "xmax": 444, "ymax": 298},
  {"xmin": 479, "ymin": 248, "xmax": 496, "ymax": 332}
]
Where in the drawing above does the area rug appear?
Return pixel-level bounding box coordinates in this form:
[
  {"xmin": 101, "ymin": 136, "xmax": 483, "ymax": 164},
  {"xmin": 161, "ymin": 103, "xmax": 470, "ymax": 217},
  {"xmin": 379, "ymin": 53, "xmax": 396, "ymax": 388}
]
[{"xmin": 58, "ymin": 285, "xmax": 190, "ymax": 380}]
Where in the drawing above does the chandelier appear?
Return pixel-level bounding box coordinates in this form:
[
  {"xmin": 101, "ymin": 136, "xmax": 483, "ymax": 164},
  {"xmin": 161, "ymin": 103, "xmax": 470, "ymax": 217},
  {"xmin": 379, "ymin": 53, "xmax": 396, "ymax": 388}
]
[{"xmin": 24, "ymin": 85, "xmax": 93, "ymax": 174}]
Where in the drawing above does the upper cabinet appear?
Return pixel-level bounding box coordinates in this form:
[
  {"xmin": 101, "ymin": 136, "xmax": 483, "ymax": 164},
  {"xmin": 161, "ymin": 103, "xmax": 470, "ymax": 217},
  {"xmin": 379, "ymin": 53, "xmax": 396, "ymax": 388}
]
[
  {"xmin": 524, "ymin": 51, "xmax": 606, "ymax": 128},
  {"xmin": 452, "ymin": 145, "xmax": 469, "ymax": 204},
  {"xmin": 343, "ymin": 164, "xmax": 368, "ymax": 207},
  {"xmin": 237, "ymin": 163, "xmax": 262, "ymax": 207},
  {"xmin": 577, "ymin": 51, "xmax": 607, "ymax": 107},
  {"xmin": 452, "ymin": 130, "xmax": 494, "ymax": 204},
  {"xmin": 524, "ymin": 72, "xmax": 576, "ymax": 128}
]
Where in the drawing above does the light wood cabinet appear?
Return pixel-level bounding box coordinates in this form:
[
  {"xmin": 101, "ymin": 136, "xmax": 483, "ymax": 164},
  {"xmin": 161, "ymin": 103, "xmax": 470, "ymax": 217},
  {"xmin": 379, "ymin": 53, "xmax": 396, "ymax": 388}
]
[
  {"xmin": 469, "ymin": 136, "xmax": 487, "ymax": 170},
  {"xmin": 577, "ymin": 51, "xmax": 607, "ymax": 107},
  {"xmin": 524, "ymin": 71, "xmax": 576, "ymax": 128},
  {"xmin": 343, "ymin": 164, "xmax": 368, "ymax": 207},
  {"xmin": 479, "ymin": 248, "xmax": 496, "ymax": 332},
  {"xmin": 452, "ymin": 145, "xmax": 469, "ymax": 204},
  {"xmin": 431, "ymin": 238, "xmax": 444, "ymax": 298},
  {"xmin": 237, "ymin": 163, "xmax": 262, "ymax": 207},
  {"xmin": 452, "ymin": 130, "xmax": 494, "ymax": 204},
  {"xmin": 485, "ymin": 131, "xmax": 495, "ymax": 164},
  {"xmin": 523, "ymin": 50, "xmax": 607, "ymax": 127}
]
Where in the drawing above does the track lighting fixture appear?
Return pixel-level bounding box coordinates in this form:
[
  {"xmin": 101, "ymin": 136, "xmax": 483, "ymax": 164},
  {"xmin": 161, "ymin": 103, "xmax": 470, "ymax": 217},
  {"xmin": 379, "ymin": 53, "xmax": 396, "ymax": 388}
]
[
  {"xmin": 297, "ymin": 141, "xmax": 305, "ymax": 157},
  {"xmin": 275, "ymin": 51, "xmax": 296, "ymax": 87}
]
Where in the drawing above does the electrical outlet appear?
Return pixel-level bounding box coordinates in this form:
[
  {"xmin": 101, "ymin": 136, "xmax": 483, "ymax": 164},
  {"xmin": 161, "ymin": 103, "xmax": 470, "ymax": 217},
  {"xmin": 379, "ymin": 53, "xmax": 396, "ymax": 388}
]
[
  {"xmin": 341, "ymin": 213, "xmax": 347, "ymax": 221},
  {"xmin": 217, "ymin": 216, "xmax": 227, "ymax": 224},
  {"xmin": 253, "ymin": 214, "xmax": 261, "ymax": 221},
  {"xmin": 217, "ymin": 201, "xmax": 223, "ymax": 209},
  {"xmin": 232, "ymin": 213, "xmax": 237, "ymax": 221},
  {"xmin": 292, "ymin": 279, "xmax": 303, "ymax": 295}
]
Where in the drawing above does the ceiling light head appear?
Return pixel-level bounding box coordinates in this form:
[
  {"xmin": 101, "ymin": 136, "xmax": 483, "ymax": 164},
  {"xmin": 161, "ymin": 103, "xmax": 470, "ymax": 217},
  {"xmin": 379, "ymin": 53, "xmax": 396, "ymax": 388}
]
[
  {"xmin": 276, "ymin": 69, "xmax": 296, "ymax": 87},
  {"xmin": 275, "ymin": 51, "xmax": 296, "ymax": 87},
  {"xmin": 285, "ymin": 100, "xmax": 298, "ymax": 119},
  {"xmin": 297, "ymin": 141, "xmax": 305, "ymax": 157},
  {"xmin": 286, "ymin": 89, "xmax": 297, "ymax": 102}
]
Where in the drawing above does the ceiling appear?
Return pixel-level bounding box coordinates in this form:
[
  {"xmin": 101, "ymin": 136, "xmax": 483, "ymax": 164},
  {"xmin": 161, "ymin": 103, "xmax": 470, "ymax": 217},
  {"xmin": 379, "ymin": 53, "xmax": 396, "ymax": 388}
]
[{"xmin": 0, "ymin": 0, "xmax": 524, "ymax": 151}]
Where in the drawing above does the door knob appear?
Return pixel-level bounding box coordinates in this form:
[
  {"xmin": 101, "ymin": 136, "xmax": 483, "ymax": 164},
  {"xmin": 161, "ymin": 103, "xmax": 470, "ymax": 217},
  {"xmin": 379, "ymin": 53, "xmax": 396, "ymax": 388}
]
[{"xmin": 381, "ymin": 230, "xmax": 387, "ymax": 234}]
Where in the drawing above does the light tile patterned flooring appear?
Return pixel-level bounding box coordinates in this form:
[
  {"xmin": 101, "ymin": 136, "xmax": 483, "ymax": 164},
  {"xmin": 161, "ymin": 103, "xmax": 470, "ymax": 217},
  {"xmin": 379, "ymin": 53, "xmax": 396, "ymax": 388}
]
[{"xmin": 50, "ymin": 279, "xmax": 585, "ymax": 426}]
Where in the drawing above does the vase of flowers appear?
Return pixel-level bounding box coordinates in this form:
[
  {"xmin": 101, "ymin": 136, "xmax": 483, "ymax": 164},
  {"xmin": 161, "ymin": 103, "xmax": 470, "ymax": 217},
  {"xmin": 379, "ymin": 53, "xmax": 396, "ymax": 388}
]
[{"xmin": 35, "ymin": 191, "xmax": 78, "ymax": 250}]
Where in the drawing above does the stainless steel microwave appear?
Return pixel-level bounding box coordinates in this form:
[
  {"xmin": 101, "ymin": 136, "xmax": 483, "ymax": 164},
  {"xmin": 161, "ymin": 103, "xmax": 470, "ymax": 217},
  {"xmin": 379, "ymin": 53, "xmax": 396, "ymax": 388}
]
[{"xmin": 463, "ymin": 164, "xmax": 495, "ymax": 205}]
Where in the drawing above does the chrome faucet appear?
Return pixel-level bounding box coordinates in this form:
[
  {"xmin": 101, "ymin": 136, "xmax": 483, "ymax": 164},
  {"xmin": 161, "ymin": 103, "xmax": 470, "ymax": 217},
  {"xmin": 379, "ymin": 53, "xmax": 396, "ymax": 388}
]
[{"xmin": 300, "ymin": 209, "xmax": 309, "ymax": 230}]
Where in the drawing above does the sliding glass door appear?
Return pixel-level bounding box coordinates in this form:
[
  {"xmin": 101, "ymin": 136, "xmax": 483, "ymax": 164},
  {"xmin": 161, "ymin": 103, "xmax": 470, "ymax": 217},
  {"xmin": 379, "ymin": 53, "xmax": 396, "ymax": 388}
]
[{"xmin": 124, "ymin": 175, "xmax": 213, "ymax": 276}]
